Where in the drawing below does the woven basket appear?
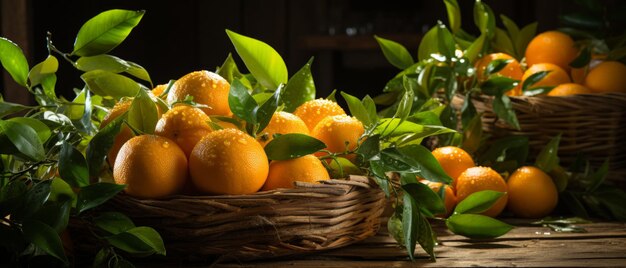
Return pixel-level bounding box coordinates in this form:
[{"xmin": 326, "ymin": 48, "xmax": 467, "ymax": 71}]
[
  {"xmin": 451, "ymin": 92, "xmax": 626, "ymax": 189},
  {"xmin": 71, "ymin": 175, "xmax": 385, "ymax": 262}
]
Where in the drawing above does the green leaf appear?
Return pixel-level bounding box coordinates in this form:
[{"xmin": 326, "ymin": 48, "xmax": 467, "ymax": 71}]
[
  {"xmin": 49, "ymin": 178, "xmax": 76, "ymax": 205},
  {"xmin": 478, "ymin": 135, "xmax": 528, "ymax": 168},
  {"xmin": 72, "ymin": 9, "xmax": 145, "ymax": 56},
  {"xmin": 282, "ymin": 57, "xmax": 316, "ymax": 112},
  {"xmin": 418, "ymin": 26, "xmax": 438, "ymax": 61},
  {"xmin": 443, "ymin": 0, "xmax": 461, "ymax": 33},
  {"xmin": 93, "ymin": 248, "xmax": 112, "ymax": 268},
  {"xmin": 59, "ymin": 141, "xmax": 89, "ymax": 188},
  {"xmin": 0, "ymin": 37, "xmax": 29, "ymax": 86},
  {"xmin": 362, "ymin": 95, "xmax": 378, "ymax": 125},
  {"xmin": 392, "ymin": 145, "xmax": 453, "ymax": 184},
  {"xmin": 29, "ymin": 55, "xmax": 59, "ymax": 88},
  {"xmin": 228, "ymin": 79, "xmax": 258, "ymax": 124},
  {"xmin": 395, "ymin": 78, "xmax": 415, "ymax": 121},
  {"xmin": 7, "ymin": 117, "xmax": 51, "ymax": 143},
  {"xmin": 216, "ymin": 53, "xmax": 243, "ymax": 84},
  {"xmin": 94, "ymin": 211, "xmax": 136, "ymax": 235},
  {"xmin": 569, "ymin": 46, "xmax": 591, "ymax": 68},
  {"xmin": 521, "ymin": 70, "xmax": 550, "ymax": 91},
  {"xmin": 86, "ymin": 114, "xmax": 125, "ymax": 178},
  {"xmin": 375, "ymin": 35, "xmax": 414, "ymax": 69},
  {"xmin": 31, "ymin": 200, "xmax": 71, "ymax": 234},
  {"xmin": 264, "ymin": 133, "xmax": 326, "ymax": 160},
  {"xmin": 356, "ymin": 134, "xmax": 380, "ymax": 163},
  {"xmin": 535, "ymin": 134, "xmax": 561, "ymax": 173},
  {"xmin": 375, "ymin": 118, "xmax": 455, "ymax": 140},
  {"xmin": 402, "ymin": 182, "xmax": 446, "ymax": 217},
  {"xmin": 492, "ymin": 28, "xmax": 516, "ymax": 57},
  {"xmin": 128, "ymin": 89, "xmax": 159, "ymax": 134},
  {"xmin": 255, "ymin": 86, "xmax": 281, "ymax": 134},
  {"xmin": 76, "ymin": 182, "xmax": 125, "ymax": 214},
  {"xmin": 473, "ymin": 1, "xmax": 496, "ymax": 39},
  {"xmin": 0, "ymin": 180, "xmax": 27, "ymax": 218},
  {"xmin": 586, "ymin": 159, "xmax": 609, "ymax": 193},
  {"xmin": 76, "ymin": 54, "xmax": 151, "ymax": 83},
  {"xmin": 492, "ymin": 95, "xmax": 520, "ymax": 130},
  {"xmin": 105, "ymin": 226, "xmax": 166, "ymax": 256},
  {"xmin": 516, "ymin": 22, "xmax": 538, "ymax": 59},
  {"xmin": 464, "ymin": 33, "xmax": 487, "ymax": 63},
  {"xmin": 13, "ymin": 181, "xmax": 50, "ymax": 222},
  {"xmin": 485, "ymin": 59, "xmax": 513, "ymax": 76},
  {"xmin": 0, "ymin": 120, "xmax": 45, "ymax": 161},
  {"xmin": 461, "ymin": 113, "xmax": 483, "ymax": 154},
  {"xmin": 81, "ymin": 70, "xmax": 141, "ymax": 99},
  {"xmin": 341, "ymin": 92, "xmax": 373, "ymax": 127},
  {"xmin": 454, "ymin": 190, "xmax": 505, "ymax": 215},
  {"xmin": 22, "ymin": 220, "xmax": 68, "ymax": 264},
  {"xmin": 416, "ymin": 209, "xmax": 436, "ymax": 260},
  {"xmin": 436, "ymin": 23, "xmax": 456, "ymax": 60},
  {"xmin": 500, "ymin": 15, "xmax": 520, "ymax": 42},
  {"xmin": 226, "ymin": 29, "xmax": 287, "ymax": 89},
  {"xmin": 446, "ymin": 214, "xmax": 513, "ymax": 238},
  {"xmin": 402, "ymin": 193, "xmax": 419, "ymax": 261},
  {"xmin": 481, "ymin": 76, "xmax": 518, "ymax": 96},
  {"xmin": 0, "ymin": 100, "xmax": 29, "ymax": 118}
]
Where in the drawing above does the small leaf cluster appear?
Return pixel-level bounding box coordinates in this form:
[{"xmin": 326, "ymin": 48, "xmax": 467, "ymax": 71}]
[{"xmin": 1, "ymin": 10, "xmax": 166, "ymax": 267}]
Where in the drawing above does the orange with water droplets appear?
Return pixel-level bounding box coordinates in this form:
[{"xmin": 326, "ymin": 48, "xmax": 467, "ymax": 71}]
[
  {"xmin": 155, "ymin": 105, "xmax": 213, "ymax": 157},
  {"xmin": 151, "ymin": 84, "xmax": 168, "ymax": 99},
  {"xmin": 262, "ymin": 154, "xmax": 330, "ymax": 191},
  {"xmin": 166, "ymin": 71, "xmax": 232, "ymax": 116},
  {"xmin": 431, "ymin": 146, "xmax": 475, "ymax": 187},
  {"xmin": 475, "ymin": 53, "xmax": 524, "ymax": 96},
  {"xmin": 507, "ymin": 166, "xmax": 558, "ymax": 218},
  {"xmin": 456, "ymin": 166, "xmax": 508, "ymax": 218},
  {"xmin": 422, "ymin": 180, "xmax": 457, "ymax": 217},
  {"xmin": 189, "ymin": 129, "xmax": 268, "ymax": 195},
  {"xmin": 257, "ymin": 111, "xmax": 309, "ymax": 147},
  {"xmin": 521, "ymin": 63, "xmax": 571, "ymax": 91},
  {"xmin": 311, "ymin": 114, "xmax": 364, "ymax": 161},
  {"xmin": 113, "ymin": 135, "xmax": 188, "ymax": 199},
  {"xmin": 100, "ymin": 99, "xmax": 134, "ymax": 168},
  {"xmin": 293, "ymin": 99, "xmax": 346, "ymax": 131}
]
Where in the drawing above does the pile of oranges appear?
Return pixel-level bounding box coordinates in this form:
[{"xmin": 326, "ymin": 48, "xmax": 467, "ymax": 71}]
[
  {"xmin": 475, "ymin": 31, "xmax": 626, "ymax": 96},
  {"xmin": 422, "ymin": 146, "xmax": 559, "ymax": 219},
  {"xmin": 105, "ymin": 70, "xmax": 366, "ymax": 199}
]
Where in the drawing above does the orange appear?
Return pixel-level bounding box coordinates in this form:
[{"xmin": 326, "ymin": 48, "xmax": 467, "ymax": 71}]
[
  {"xmin": 521, "ymin": 63, "xmax": 571, "ymax": 91},
  {"xmin": 548, "ymin": 83, "xmax": 592, "ymax": 96},
  {"xmin": 431, "ymin": 146, "xmax": 475, "ymax": 187},
  {"xmin": 113, "ymin": 135, "xmax": 188, "ymax": 199},
  {"xmin": 584, "ymin": 61, "xmax": 626, "ymax": 93},
  {"xmin": 154, "ymin": 105, "xmax": 213, "ymax": 157},
  {"xmin": 189, "ymin": 128, "xmax": 268, "ymax": 195},
  {"xmin": 311, "ymin": 115, "xmax": 364, "ymax": 161},
  {"xmin": 525, "ymin": 31, "xmax": 579, "ymax": 71},
  {"xmin": 456, "ymin": 166, "xmax": 508, "ymax": 218},
  {"xmin": 166, "ymin": 71, "xmax": 232, "ymax": 116},
  {"xmin": 293, "ymin": 99, "xmax": 346, "ymax": 131},
  {"xmin": 422, "ymin": 180, "xmax": 457, "ymax": 217},
  {"xmin": 100, "ymin": 99, "xmax": 134, "ymax": 168},
  {"xmin": 507, "ymin": 166, "xmax": 558, "ymax": 218},
  {"xmin": 257, "ymin": 111, "xmax": 309, "ymax": 147},
  {"xmin": 151, "ymin": 84, "xmax": 167, "ymax": 99},
  {"xmin": 475, "ymin": 53, "xmax": 524, "ymax": 96},
  {"xmin": 262, "ymin": 154, "xmax": 330, "ymax": 191}
]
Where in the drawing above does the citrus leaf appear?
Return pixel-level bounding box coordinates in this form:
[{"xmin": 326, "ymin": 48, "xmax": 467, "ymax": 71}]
[
  {"xmin": 418, "ymin": 26, "xmax": 438, "ymax": 61},
  {"xmin": 0, "ymin": 37, "xmax": 29, "ymax": 86},
  {"xmin": 461, "ymin": 112, "xmax": 483, "ymax": 154},
  {"xmin": 481, "ymin": 76, "xmax": 518, "ymax": 96},
  {"xmin": 436, "ymin": 23, "xmax": 456, "ymax": 60},
  {"xmin": 535, "ymin": 134, "xmax": 561, "ymax": 173},
  {"xmin": 402, "ymin": 182, "xmax": 446, "ymax": 217},
  {"xmin": 81, "ymin": 70, "xmax": 141, "ymax": 99},
  {"xmin": 12, "ymin": 180, "xmax": 51, "ymax": 221},
  {"xmin": 516, "ymin": 22, "xmax": 538, "ymax": 59},
  {"xmin": 228, "ymin": 79, "xmax": 258, "ymax": 125},
  {"xmin": 446, "ymin": 214, "xmax": 513, "ymax": 238},
  {"xmin": 473, "ymin": 1, "xmax": 496, "ymax": 39},
  {"xmin": 341, "ymin": 92, "xmax": 373, "ymax": 127},
  {"xmin": 478, "ymin": 135, "xmax": 528, "ymax": 167},
  {"xmin": 28, "ymin": 55, "xmax": 59, "ymax": 87},
  {"xmin": 255, "ymin": 86, "xmax": 281, "ymax": 134},
  {"xmin": 128, "ymin": 89, "xmax": 159, "ymax": 134},
  {"xmin": 375, "ymin": 35, "xmax": 414, "ymax": 69},
  {"xmin": 76, "ymin": 54, "xmax": 152, "ymax": 83},
  {"xmin": 362, "ymin": 95, "xmax": 378, "ymax": 125},
  {"xmin": 31, "ymin": 200, "xmax": 71, "ymax": 234},
  {"xmin": 0, "ymin": 100, "xmax": 30, "ymax": 118},
  {"xmin": 417, "ymin": 209, "xmax": 436, "ymax": 260},
  {"xmin": 485, "ymin": 58, "xmax": 513, "ymax": 76},
  {"xmin": 586, "ymin": 159, "xmax": 609, "ymax": 193},
  {"xmin": 76, "ymin": 183, "xmax": 126, "ymax": 214},
  {"xmin": 282, "ymin": 57, "xmax": 316, "ymax": 112},
  {"xmin": 464, "ymin": 33, "xmax": 486, "ymax": 63},
  {"xmin": 226, "ymin": 29, "xmax": 287, "ymax": 90},
  {"xmin": 454, "ymin": 190, "xmax": 505, "ymax": 215},
  {"xmin": 375, "ymin": 118, "xmax": 455, "ymax": 140},
  {"xmin": 492, "ymin": 28, "xmax": 516, "ymax": 57},
  {"xmin": 216, "ymin": 53, "xmax": 243, "ymax": 84},
  {"xmin": 328, "ymin": 157, "xmax": 363, "ymax": 178},
  {"xmin": 500, "ymin": 14, "xmax": 520, "ymax": 42},
  {"xmin": 22, "ymin": 220, "xmax": 68, "ymax": 264},
  {"xmin": 569, "ymin": 46, "xmax": 591, "ymax": 68},
  {"xmin": 443, "ymin": 0, "xmax": 461, "ymax": 33},
  {"xmin": 0, "ymin": 120, "xmax": 45, "ymax": 161},
  {"xmin": 94, "ymin": 211, "xmax": 136, "ymax": 235},
  {"xmin": 402, "ymin": 192, "xmax": 419, "ymax": 261},
  {"xmin": 59, "ymin": 141, "xmax": 89, "ymax": 188},
  {"xmin": 72, "ymin": 9, "xmax": 145, "ymax": 56},
  {"xmin": 264, "ymin": 133, "xmax": 326, "ymax": 161},
  {"xmin": 388, "ymin": 145, "xmax": 453, "ymax": 184},
  {"xmin": 492, "ymin": 95, "xmax": 520, "ymax": 130},
  {"xmin": 356, "ymin": 134, "xmax": 380, "ymax": 163},
  {"xmin": 521, "ymin": 70, "xmax": 550, "ymax": 91},
  {"xmin": 7, "ymin": 117, "xmax": 51, "ymax": 143},
  {"xmin": 0, "ymin": 180, "xmax": 27, "ymax": 218},
  {"xmin": 86, "ymin": 112, "xmax": 125, "ymax": 178},
  {"xmin": 106, "ymin": 227, "xmax": 165, "ymax": 256}
]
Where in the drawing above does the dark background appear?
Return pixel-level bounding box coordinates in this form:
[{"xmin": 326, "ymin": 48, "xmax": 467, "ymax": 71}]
[{"xmin": 0, "ymin": 0, "xmax": 611, "ymax": 104}]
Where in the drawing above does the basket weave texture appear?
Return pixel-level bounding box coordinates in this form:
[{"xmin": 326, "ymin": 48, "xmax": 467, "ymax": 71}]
[
  {"xmin": 452, "ymin": 92, "xmax": 626, "ymax": 188},
  {"xmin": 72, "ymin": 175, "xmax": 385, "ymax": 261}
]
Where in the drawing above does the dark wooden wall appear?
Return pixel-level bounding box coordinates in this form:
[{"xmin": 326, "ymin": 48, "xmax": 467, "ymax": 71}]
[{"xmin": 1, "ymin": 0, "xmax": 571, "ymax": 105}]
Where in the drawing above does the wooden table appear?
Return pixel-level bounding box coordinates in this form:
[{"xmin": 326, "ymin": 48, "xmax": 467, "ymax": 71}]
[{"xmin": 214, "ymin": 220, "xmax": 626, "ymax": 267}]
